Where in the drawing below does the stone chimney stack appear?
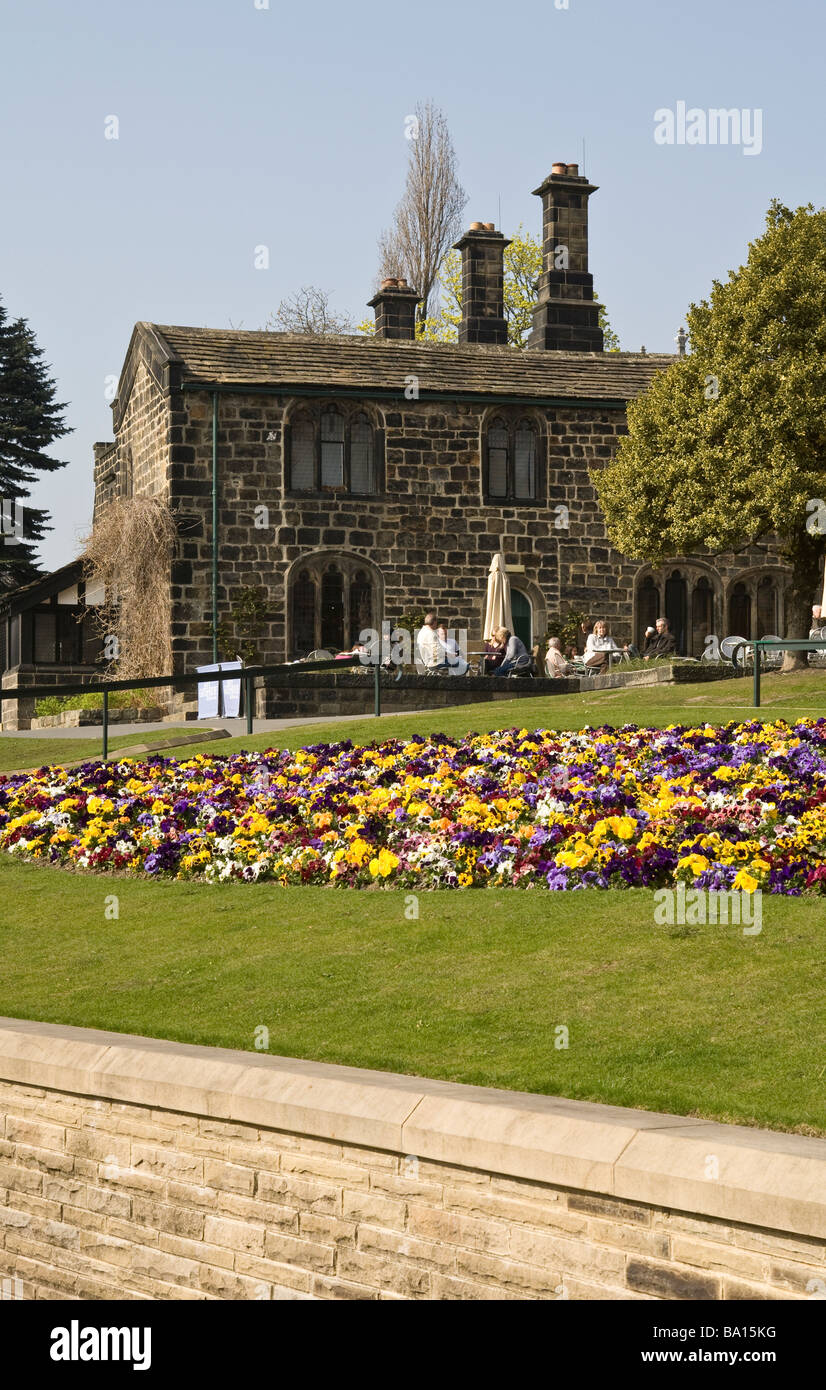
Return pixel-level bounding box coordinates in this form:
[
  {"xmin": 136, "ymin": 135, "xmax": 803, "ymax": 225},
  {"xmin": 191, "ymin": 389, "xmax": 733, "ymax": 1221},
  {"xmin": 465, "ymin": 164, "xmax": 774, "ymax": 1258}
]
[
  {"xmin": 528, "ymin": 161, "xmax": 604, "ymax": 352},
  {"xmin": 367, "ymin": 278, "xmax": 421, "ymax": 339},
  {"xmin": 453, "ymin": 222, "xmax": 511, "ymax": 345}
]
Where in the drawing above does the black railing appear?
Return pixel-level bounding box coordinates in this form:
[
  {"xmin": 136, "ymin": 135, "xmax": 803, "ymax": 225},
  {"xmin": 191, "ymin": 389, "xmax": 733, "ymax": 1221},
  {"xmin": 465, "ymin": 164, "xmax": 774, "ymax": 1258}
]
[
  {"xmin": 730, "ymin": 638, "xmax": 826, "ymax": 707},
  {"xmin": 0, "ymin": 657, "xmax": 361, "ymax": 760}
]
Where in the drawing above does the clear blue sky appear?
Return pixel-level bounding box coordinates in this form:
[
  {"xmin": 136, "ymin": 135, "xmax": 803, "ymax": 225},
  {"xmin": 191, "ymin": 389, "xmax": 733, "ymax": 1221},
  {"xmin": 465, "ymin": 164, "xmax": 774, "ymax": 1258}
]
[{"xmin": 2, "ymin": 0, "xmax": 823, "ymax": 571}]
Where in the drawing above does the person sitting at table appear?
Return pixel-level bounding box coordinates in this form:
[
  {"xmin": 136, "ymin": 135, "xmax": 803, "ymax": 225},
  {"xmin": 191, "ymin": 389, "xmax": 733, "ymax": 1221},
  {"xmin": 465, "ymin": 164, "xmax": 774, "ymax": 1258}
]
[
  {"xmin": 493, "ymin": 627, "xmax": 529, "ymax": 677},
  {"xmin": 642, "ymin": 617, "xmax": 676, "ymax": 661},
  {"xmin": 483, "ymin": 632, "xmax": 506, "ymax": 674},
  {"xmin": 436, "ymin": 624, "xmax": 468, "ymax": 676},
  {"xmin": 584, "ymin": 620, "xmax": 627, "ymax": 672},
  {"xmin": 415, "ymin": 612, "xmax": 441, "ymax": 671},
  {"xmin": 572, "ymin": 618, "xmax": 593, "ymax": 659},
  {"xmin": 545, "ymin": 636, "xmax": 575, "ymax": 678}
]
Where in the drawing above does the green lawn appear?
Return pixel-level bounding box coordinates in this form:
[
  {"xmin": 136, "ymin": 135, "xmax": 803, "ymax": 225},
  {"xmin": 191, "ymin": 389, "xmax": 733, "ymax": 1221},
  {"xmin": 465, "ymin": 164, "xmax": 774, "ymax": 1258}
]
[
  {"xmin": 0, "ymin": 728, "xmax": 195, "ymax": 774},
  {"xmin": 1, "ymin": 670, "xmax": 824, "ymax": 1135},
  {"xmin": 0, "ymin": 857, "xmax": 822, "ymax": 1134},
  {"xmin": 181, "ymin": 668, "xmax": 826, "ymax": 760}
]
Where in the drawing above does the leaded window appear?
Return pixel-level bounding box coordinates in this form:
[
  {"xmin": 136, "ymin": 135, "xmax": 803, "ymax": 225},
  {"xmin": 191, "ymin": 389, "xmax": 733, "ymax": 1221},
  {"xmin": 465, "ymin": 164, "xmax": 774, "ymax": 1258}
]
[
  {"xmin": 484, "ymin": 418, "xmax": 539, "ymax": 501},
  {"xmin": 288, "ymin": 407, "xmax": 380, "ymax": 494}
]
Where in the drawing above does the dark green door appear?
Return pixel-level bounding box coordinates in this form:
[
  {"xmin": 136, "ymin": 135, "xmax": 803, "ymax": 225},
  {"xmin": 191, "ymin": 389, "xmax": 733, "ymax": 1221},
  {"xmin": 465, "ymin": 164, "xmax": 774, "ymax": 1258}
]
[{"xmin": 511, "ymin": 589, "xmax": 532, "ymax": 650}]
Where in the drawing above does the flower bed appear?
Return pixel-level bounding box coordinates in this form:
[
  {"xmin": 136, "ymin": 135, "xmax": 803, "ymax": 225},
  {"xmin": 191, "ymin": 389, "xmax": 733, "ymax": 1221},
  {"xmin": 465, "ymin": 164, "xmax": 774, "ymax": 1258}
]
[{"xmin": 1, "ymin": 720, "xmax": 825, "ymax": 893}]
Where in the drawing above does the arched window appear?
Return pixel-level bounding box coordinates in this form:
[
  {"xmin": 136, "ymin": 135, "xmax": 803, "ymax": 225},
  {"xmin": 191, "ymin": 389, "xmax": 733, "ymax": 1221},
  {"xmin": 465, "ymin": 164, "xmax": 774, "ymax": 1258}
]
[
  {"xmin": 691, "ymin": 577, "xmax": 714, "ymax": 657},
  {"xmin": 290, "ymin": 415, "xmax": 315, "ymax": 491},
  {"xmin": 487, "ymin": 422, "xmax": 509, "ymax": 497},
  {"xmin": 729, "ymin": 582, "xmax": 751, "ymax": 637},
  {"xmin": 664, "ymin": 570, "xmax": 687, "ymax": 654},
  {"xmin": 756, "ymin": 576, "xmax": 778, "ymax": 637},
  {"xmin": 291, "ymin": 569, "xmax": 316, "ymax": 654},
  {"xmin": 320, "ymin": 565, "xmax": 345, "ymax": 649},
  {"xmin": 287, "ymin": 406, "xmax": 381, "ymax": 494},
  {"xmin": 484, "ymin": 418, "xmax": 539, "ymax": 501},
  {"xmin": 288, "ymin": 556, "xmax": 379, "ymax": 659},
  {"xmin": 350, "ymin": 570, "xmax": 373, "ymax": 645},
  {"xmin": 636, "ymin": 576, "xmax": 659, "ymax": 648},
  {"xmin": 350, "ymin": 415, "xmax": 375, "ymax": 494},
  {"xmin": 513, "ymin": 423, "xmax": 536, "ymax": 500}
]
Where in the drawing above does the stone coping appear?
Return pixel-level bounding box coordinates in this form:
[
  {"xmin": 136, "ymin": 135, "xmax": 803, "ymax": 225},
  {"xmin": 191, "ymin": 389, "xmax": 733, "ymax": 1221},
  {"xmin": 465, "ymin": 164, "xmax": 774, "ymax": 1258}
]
[{"xmin": 1, "ymin": 1017, "xmax": 824, "ymax": 1240}]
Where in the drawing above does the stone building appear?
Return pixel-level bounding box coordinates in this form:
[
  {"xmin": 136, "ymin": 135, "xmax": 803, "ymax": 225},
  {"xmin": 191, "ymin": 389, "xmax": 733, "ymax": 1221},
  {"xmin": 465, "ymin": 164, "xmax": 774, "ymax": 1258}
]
[{"xmin": 86, "ymin": 161, "xmax": 789, "ymax": 671}]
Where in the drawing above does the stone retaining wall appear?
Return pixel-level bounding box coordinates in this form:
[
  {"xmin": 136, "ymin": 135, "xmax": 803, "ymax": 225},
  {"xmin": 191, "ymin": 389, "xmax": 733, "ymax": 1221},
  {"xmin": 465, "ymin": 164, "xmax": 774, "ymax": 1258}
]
[
  {"xmin": 0, "ymin": 1020, "xmax": 824, "ymax": 1302},
  {"xmin": 253, "ymin": 671, "xmax": 580, "ymax": 720}
]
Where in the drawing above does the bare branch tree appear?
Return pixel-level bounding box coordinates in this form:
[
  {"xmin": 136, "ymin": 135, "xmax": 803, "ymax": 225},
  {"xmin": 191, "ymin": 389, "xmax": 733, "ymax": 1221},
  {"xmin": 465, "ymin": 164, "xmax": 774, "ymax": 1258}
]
[
  {"xmin": 378, "ymin": 101, "xmax": 468, "ymax": 323},
  {"xmin": 265, "ymin": 286, "xmax": 353, "ymax": 335}
]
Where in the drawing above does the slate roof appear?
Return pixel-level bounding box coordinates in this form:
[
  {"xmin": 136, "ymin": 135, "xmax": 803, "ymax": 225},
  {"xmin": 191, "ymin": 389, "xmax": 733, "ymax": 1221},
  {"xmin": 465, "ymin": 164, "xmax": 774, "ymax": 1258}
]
[{"xmin": 146, "ymin": 323, "xmax": 674, "ymax": 404}]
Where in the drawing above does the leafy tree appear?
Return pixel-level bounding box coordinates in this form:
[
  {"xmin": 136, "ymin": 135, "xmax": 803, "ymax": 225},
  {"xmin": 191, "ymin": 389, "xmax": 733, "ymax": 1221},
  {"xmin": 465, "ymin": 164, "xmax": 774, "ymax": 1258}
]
[
  {"xmin": 265, "ymin": 286, "xmax": 352, "ymax": 335},
  {"xmin": 0, "ymin": 296, "xmax": 70, "ymax": 589},
  {"xmin": 599, "ymin": 304, "xmax": 621, "ymax": 352},
  {"xmin": 594, "ymin": 201, "xmax": 826, "ymax": 666},
  {"xmin": 360, "ymin": 227, "xmax": 619, "ymax": 350}
]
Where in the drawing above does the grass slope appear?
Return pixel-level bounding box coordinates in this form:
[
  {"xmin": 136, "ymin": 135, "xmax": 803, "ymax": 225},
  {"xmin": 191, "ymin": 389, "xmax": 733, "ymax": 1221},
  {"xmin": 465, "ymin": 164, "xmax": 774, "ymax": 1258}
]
[
  {"xmin": 0, "ymin": 858, "xmax": 823, "ymax": 1135},
  {"xmin": 0, "ymin": 729, "xmax": 195, "ymax": 774},
  {"xmin": 1, "ymin": 671, "xmax": 824, "ymax": 1134}
]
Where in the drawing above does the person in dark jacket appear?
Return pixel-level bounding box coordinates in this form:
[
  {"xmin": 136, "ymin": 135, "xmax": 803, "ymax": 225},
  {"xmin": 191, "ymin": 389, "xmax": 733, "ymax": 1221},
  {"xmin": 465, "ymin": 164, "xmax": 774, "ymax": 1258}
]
[{"xmin": 643, "ymin": 618, "xmax": 677, "ymax": 660}]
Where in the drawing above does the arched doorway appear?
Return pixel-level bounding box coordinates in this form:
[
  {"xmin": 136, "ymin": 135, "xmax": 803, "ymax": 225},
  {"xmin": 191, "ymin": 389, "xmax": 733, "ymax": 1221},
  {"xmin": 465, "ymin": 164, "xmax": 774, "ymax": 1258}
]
[
  {"xmin": 664, "ymin": 570, "xmax": 688, "ymax": 655},
  {"xmin": 511, "ymin": 588, "xmax": 533, "ymax": 650}
]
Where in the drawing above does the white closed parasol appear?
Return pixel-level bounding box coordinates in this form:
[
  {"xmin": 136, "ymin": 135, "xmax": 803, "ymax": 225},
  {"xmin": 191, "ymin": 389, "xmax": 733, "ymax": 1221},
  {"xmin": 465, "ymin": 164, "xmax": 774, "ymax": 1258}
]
[{"xmin": 483, "ymin": 553, "xmax": 513, "ymax": 638}]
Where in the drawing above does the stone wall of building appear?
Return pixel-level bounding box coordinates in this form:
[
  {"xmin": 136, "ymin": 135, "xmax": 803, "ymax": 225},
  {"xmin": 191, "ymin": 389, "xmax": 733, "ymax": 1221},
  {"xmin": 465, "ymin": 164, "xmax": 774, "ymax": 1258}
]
[
  {"xmin": 92, "ymin": 331, "xmax": 791, "ymax": 674},
  {"xmin": 162, "ymin": 389, "xmax": 629, "ymax": 669},
  {"xmin": 163, "ymin": 386, "xmax": 789, "ymax": 669},
  {"xmin": 1, "ymin": 1020, "xmax": 824, "ymax": 1302}
]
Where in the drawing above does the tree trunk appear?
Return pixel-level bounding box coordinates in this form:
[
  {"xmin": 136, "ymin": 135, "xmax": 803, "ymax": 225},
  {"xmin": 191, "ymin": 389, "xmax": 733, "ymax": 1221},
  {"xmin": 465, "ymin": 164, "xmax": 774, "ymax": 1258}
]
[{"xmin": 780, "ymin": 531, "xmax": 823, "ymax": 672}]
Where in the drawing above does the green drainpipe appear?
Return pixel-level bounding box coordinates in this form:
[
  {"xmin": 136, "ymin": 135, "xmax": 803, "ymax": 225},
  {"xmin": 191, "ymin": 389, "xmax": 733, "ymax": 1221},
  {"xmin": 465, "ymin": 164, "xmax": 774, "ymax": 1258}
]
[{"xmin": 211, "ymin": 389, "xmax": 218, "ymax": 663}]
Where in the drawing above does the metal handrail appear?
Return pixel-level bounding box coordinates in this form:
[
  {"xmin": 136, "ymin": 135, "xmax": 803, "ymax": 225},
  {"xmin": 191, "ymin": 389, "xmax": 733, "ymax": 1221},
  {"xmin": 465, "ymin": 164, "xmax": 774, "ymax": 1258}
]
[
  {"xmin": 734, "ymin": 638, "xmax": 826, "ymax": 708},
  {"xmin": 0, "ymin": 657, "xmax": 360, "ymax": 759}
]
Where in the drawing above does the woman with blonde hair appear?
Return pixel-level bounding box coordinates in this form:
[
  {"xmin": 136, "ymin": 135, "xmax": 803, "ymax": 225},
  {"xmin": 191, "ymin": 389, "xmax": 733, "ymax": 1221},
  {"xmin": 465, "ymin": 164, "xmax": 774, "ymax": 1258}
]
[
  {"xmin": 493, "ymin": 625, "xmax": 530, "ymax": 678},
  {"xmin": 584, "ymin": 619, "xmax": 628, "ymax": 673}
]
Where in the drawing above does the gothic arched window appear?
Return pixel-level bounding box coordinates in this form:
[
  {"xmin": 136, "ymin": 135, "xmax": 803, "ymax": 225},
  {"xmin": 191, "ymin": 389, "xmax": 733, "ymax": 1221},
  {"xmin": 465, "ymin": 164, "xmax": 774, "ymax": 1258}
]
[
  {"xmin": 291, "ymin": 568, "xmax": 317, "ymax": 655},
  {"xmin": 729, "ymin": 582, "xmax": 752, "ymax": 637},
  {"xmin": 288, "ymin": 556, "xmax": 380, "ymax": 659}
]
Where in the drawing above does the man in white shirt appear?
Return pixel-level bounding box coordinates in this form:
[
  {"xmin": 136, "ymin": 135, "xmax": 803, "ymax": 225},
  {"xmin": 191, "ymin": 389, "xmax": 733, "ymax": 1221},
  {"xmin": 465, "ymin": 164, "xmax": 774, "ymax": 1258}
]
[{"xmin": 415, "ymin": 612, "xmax": 441, "ymax": 671}]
